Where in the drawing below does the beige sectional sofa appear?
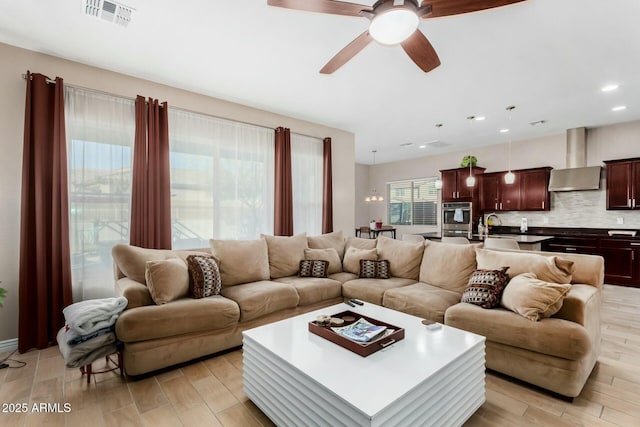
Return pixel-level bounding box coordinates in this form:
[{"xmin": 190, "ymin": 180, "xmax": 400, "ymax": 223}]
[{"xmin": 112, "ymin": 231, "xmax": 603, "ymax": 398}]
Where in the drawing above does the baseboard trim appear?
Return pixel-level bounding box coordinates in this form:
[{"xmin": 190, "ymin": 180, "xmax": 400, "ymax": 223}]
[{"xmin": 0, "ymin": 338, "xmax": 18, "ymax": 354}]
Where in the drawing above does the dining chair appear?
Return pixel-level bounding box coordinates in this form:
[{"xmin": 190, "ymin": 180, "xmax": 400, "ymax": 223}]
[
  {"xmin": 483, "ymin": 237, "xmax": 520, "ymax": 250},
  {"xmin": 357, "ymin": 226, "xmax": 372, "ymax": 239},
  {"xmin": 441, "ymin": 236, "xmax": 471, "ymax": 245}
]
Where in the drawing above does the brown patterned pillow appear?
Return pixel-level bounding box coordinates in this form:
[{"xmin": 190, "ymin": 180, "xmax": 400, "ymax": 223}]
[
  {"xmin": 299, "ymin": 260, "xmax": 329, "ymax": 278},
  {"xmin": 186, "ymin": 255, "xmax": 222, "ymax": 298},
  {"xmin": 359, "ymin": 259, "xmax": 391, "ymax": 279},
  {"xmin": 461, "ymin": 267, "xmax": 510, "ymax": 308}
]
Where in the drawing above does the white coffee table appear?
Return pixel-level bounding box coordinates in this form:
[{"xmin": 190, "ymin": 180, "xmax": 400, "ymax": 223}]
[{"xmin": 242, "ymin": 302, "xmax": 485, "ymax": 427}]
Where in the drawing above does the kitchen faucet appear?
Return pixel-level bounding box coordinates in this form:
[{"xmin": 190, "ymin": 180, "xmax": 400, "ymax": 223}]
[{"xmin": 485, "ymin": 213, "xmax": 502, "ymax": 236}]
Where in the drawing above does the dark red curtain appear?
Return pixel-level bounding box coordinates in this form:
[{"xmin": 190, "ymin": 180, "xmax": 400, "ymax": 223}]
[
  {"xmin": 130, "ymin": 96, "xmax": 172, "ymax": 249},
  {"xmin": 19, "ymin": 72, "xmax": 73, "ymax": 352},
  {"xmin": 274, "ymin": 127, "xmax": 293, "ymax": 236},
  {"xmin": 322, "ymin": 137, "xmax": 334, "ymax": 233}
]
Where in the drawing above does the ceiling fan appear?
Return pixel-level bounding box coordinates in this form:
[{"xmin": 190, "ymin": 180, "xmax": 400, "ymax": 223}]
[{"xmin": 267, "ymin": 0, "xmax": 527, "ymax": 74}]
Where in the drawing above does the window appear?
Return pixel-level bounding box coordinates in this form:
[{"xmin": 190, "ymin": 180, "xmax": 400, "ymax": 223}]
[
  {"xmin": 388, "ymin": 178, "xmax": 438, "ymax": 226},
  {"xmin": 291, "ymin": 133, "xmax": 323, "ymax": 235},
  {"xmin": 168, "ymin": 109, "xmax": 275, "ymax": 247},
  {"xmin": 65, "ymin": 87, "xmax": 136, "ymax": 300}
]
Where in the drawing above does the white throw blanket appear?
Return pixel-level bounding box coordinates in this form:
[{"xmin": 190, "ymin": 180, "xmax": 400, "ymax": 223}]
[
  {"xmin": 57, "ymin": 327, "xmax": 118, "ymax": 368},
  {"xmin": 63, "ymin": 296, "xmax": 128, "ymax": 336}
]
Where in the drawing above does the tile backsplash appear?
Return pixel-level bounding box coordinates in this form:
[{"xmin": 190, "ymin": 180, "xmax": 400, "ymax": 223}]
[{"xmin": 486, "ymin": 176, "xmax": 640, "ymax": 230}]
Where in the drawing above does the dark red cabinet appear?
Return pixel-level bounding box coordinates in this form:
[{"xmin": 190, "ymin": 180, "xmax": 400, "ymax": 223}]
[
  {"xmin": 605, "ymin": 159, "xmax": 640, "ymax": 210},
  {"xmin": 599, "ymin": 239, "xmax": 640, "ymax": 286},
  {"xmin": 519, "ymin": 168, "xmax": 551, "ymax": 211},
  {"xmin": 479, "ymin": 172, "xmax": 521, "ymax": 212},
  {"xmin": 440, "ymin": 167, "xmax": 485, "ymax": 202}
]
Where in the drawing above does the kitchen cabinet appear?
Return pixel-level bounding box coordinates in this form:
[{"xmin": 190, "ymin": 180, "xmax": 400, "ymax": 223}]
[
  {"xmin": 604, "ymin": 158, "xmax": 640, "ymax": 210},
  {"xmin": 440, "ymin": 167, "xmax": 486, "ymax": 202},
  {"xmin": 519, "ymin": 167, "xmax": 551, "ymax": 211},
  {"xmin": 542, "ymin": 236, "xmax": 599, "ymax": 255},
  {"xmin": 599, "ymin": 238, "xmax": 640, "ymax": 287},
  {"xmin": 479, "ymin": 172, "xmax": 521, "ymax": 212}
]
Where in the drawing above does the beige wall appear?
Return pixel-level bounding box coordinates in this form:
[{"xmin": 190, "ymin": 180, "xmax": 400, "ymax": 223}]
[
  {"xmin": 0, "ymin": 42, "xmax": 355, "ymax": 342},
  {"xmin": 364, "ymin": 122, "xmax": 640, "ymax": 238}
]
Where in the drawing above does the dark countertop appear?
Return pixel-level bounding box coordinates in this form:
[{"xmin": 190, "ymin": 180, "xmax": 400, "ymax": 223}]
[
  {"xmin": 419, "ymin": 226, "xmax": 640, "ymax": 241},
  {"xmin": 418, "ymin": 232, "xmax": 554, "ymax": 244}
]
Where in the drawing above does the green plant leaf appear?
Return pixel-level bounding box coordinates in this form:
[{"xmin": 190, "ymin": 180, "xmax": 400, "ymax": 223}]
[{"xmin": 0, "ymin": 287, "xmax": 6, "ymax": 306}]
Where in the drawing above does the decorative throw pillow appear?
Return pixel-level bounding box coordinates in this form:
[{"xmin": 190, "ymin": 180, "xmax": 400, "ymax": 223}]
[
  {"xmin": 299, "ymin": 260, "xmax": 329, "ymax": 278},
  {"xmin": 476, "ymin": 248, "xmax": 574, "ymax": 284},
  {"xmin": 307, "ymin": 230, "xmax": 346, "ymax": 259},
  {"xmin": 145, "ymin": 258, "xmax": 189, "ymax": 304},
  {"xmin": 461, "ymin": 267, "xmax": 510, "ymax": 309},
  {"xmin": 376, "ymin": 236, "xmax": 424, "ymax": 280},
  {"xmin": 262, "ymin": 233, "xmax": 308, "ymax": 279},
  {"xmin": 304, "ymin": 248, "xmax": 342, "ymax": 274},
  {"xmin": 501, "ymin": 272, "xmax": 572, "ymax": 321},
  {"xmin": 359, "ymin": 259, "xmax": 391, "ymax": 279},
  {"xmin": 420, "ymin": 241, "xmax": 478, "ymax": 294},
  {"xmin": 343, "ymin": 247, "xmax": 378, "ymax": 275},
  {"xmin": 210, "ymin": 238, "xmax": 270, "ymax": 286},
  {"xmin": 186, "ymin": 255, "xmax": 222, "ymax": 299},
  {"xmin": 112, "ymin": 244, "xmax": 174, "ymax": 284}
]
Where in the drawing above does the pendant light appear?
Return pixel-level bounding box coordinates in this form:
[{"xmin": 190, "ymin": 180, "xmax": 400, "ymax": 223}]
[
  {"xmin": 504, "ymin": 106, "xmax": 516, "ymax": 184},
  {"xmin": 365, "ymin": 150, "xmax": 384, "ymax": 203},
  {"xmin": 434, "ymin": 123, "xmax": 443, "ymax": 189},
  {"xmin": 465, "ymin": 116, "xmax": 476, "ymax": 187}
]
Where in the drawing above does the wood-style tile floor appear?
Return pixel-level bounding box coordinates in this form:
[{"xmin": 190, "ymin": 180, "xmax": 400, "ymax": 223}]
[{"xmin": 1, "ymin": 284, "xmax": 639, "ymax": 426}]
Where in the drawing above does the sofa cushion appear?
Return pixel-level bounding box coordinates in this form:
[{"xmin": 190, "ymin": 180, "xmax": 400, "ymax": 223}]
[
  {"xmin": 461, "ymin": 267, "xmax": 510, "ymax": 309},
  {"xmin": 112, "ymin": 244, "xmax": 174, "ymax": 284},
  {"xmin": 186, "ymin": 254, "xmax": 222, "ymax": 298},
  {"xmin": 144, "ymin": 258, "xmax": 190, "ymax": 305},
  {"xmin": 342, "ymin": 277, "xmax": 416, "ymax": 305},
  {"xmin": 476, "ymin": 248, "xmax": 574, "ymax": 284},
  {"xmin": 328, "ymin": 272, "xmax": 359, "ymax": 284},
  {"xmin": 383, "ymin": 282, "xmax": 461, "ymax": 323},
  {"xmin": 305, "ymin": 248, "xmax": 342, "ymax": 274},
  {"xmin": 445, "ymin": 303, "xmax": 591, "ymax": 360},
  {"xmin": 376, "ymin": 236, "xmax": 424, "ymax": 280},
  {"xmin": 552, "ymin": 284, "xmax": 599, "ymax": 326},
  {"xmin": 501, "ymin": 273, "xmax": 572, "ymax": 321},
  {"xmin": 275, "ymin": 276, "xmax": 342, "ymax": 306},
  {"xmin": 345, "ymin": 236, "xmax": 377, "ymax": 251},
  {"xmin": 115, "ymin": 277, "xmax": 153, "ymax": 309},
  {"xmin": 115, "ymin": 296, "xmax": 240, "ymax": 342},
  {"xmin": 262, "ymin": 234, "xmax": 308, "ymax": 279},
  {"xmin": 359, "ymin": 260, "xmax": 390, "ymax": 279},
  {"xmin": 419, "ymin": 241, "xmax": 477, "ymax": 294},
  {"xmin": 307, "ymin": 230, "xmax": 345, "ymax": 259},
  {"xmin": 220, "ymin": 281, "xmax": 299, "ymax": 322},
  {"xmin": 342, "ymin": 247, "xmax": 377, "ymax": 275},
  {"xmin": 210, "ymin": 238, "xmax": 270, "ymax": 286},
  {"xmin": 298, "ymin": 260, "xmax": 329, "ymax": 278}
]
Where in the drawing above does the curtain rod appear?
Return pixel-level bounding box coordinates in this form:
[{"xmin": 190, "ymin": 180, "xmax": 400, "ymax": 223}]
[{"xmin": 20, "ymin": 73, "xmax": 330, "ymax": 139}]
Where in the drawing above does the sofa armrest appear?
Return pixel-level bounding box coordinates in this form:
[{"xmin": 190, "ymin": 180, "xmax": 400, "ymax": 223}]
[
  {"xmin": 115, "ymin": 277, "xmax": 153, "ymax": 309},
  {"xmin": 553, "ymin": 284, "xmax": 602, "ymax": 356}
]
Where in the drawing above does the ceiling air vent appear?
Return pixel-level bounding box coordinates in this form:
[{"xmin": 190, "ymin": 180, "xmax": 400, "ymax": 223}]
[{"xmin": 84, "ymin": 0, "xmax": 134, "ymax": 27}]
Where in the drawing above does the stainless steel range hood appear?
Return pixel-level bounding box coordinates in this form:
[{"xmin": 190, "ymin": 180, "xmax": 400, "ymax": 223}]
[{"xmin": 548, "ymin": 128, "xmax": 601, "ymax": 191}]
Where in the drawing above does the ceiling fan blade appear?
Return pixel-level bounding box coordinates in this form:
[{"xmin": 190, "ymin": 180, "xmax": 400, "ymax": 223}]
[
  {"xmin": 267, "ymin": 0, "xmax": 372, "ymax": 17},
  {"xmin": 421, "ymin": 0, "xmax": 527, "ymax": 19},
  {"xmin": 401, "ymin": 31, "xmax": 441, "ymax": 73},
  {"xmin": 320, "ymin": 31, "xmax": 373, "ymax": 74}
]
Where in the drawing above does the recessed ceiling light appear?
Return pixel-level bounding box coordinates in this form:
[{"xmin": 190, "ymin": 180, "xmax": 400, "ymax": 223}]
[
  {"xmin": 474, "ymin": 116, "xmax": 486, "ymax": 121},
  {"xmin": 499, "ymin": 128, "xmax": 509, "ymax": 133},
  {"xmin": 419, "ymin": 144, "xmax": 427, "ymax": 149},
  {"xmin": 612, "ymin": 105, "xmax": 627, "ymax": 112},
  {"xmin": 601, "ymin": 84, "xmax": 619, "ymax": 92}
]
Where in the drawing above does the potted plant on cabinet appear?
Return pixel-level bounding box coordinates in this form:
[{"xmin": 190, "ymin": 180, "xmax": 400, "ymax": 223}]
[{"xmin": 0, "ymin": 283, "xmax": 6, "ymax": 306}]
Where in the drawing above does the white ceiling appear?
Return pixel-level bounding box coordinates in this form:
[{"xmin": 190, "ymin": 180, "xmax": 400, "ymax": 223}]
[{"xmin": 1, "ymin": 0, "xmax": 639, "ymax": 164}]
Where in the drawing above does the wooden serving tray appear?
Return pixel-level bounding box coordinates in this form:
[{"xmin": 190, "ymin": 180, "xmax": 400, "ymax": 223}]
[{"xmin": 308, "ymin": 310, "xmax": 405, "ymax": 357}]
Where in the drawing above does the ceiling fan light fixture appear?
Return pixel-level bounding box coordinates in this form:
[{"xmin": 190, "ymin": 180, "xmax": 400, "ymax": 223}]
[{"xmin": 369, "ymin": 8, "xmax": 419, "ymax": 45}]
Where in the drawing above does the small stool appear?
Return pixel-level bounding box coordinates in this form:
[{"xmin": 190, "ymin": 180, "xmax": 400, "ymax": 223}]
[{"xmin": 79, "ymin": 349, "xmax": 123, "ymax": 384}]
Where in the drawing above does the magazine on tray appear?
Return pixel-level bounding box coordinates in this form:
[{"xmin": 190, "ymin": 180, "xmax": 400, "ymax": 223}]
[{"xmin": 331, "ymin": 317, "xmax": 387, "ymax": 343}]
